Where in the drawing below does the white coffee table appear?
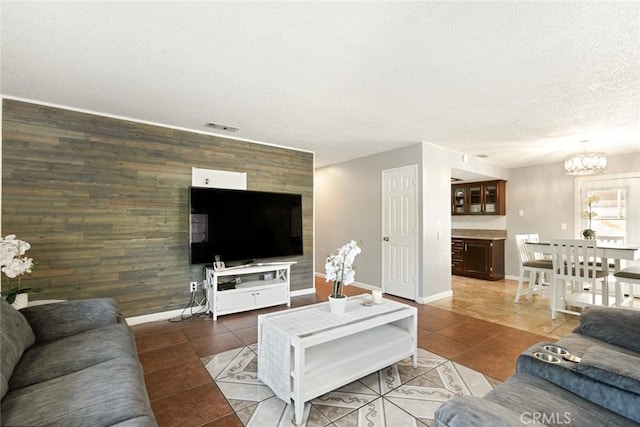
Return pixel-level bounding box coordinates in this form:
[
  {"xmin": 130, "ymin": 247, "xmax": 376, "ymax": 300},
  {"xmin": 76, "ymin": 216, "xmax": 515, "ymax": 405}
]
[{"xmin": 257, "ymin": 294, "xmax": 417, "ymax": 425}]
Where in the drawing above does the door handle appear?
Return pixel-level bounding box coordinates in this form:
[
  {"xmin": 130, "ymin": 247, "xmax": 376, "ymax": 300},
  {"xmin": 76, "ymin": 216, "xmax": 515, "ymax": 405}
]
[{"xmin": 383, "ymin": 236, "xmax": 389, "ymax": 241}]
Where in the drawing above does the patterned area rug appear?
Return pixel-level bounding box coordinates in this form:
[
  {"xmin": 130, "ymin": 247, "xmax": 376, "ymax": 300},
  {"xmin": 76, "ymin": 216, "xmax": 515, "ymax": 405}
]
[{"xmin": 201, "ymin": 345, "xmax": 499, "ymax": 426}]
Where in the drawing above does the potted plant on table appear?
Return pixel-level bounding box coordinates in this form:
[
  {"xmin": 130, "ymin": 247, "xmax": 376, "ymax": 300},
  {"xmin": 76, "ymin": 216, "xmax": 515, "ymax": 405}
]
[
  {"xmin": 1, "ymin": 234, "xmax": 36, "ymax": 309},
  {"xmin": 581, "ymin": 195, "xmax": 599, "ymax": 239},
  {"xmin": 325, "ymin": 240, "xmax": 361, "ymax": 315}
]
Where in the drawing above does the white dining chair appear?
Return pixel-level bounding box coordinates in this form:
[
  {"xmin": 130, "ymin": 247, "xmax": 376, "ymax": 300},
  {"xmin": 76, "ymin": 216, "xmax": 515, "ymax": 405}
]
[
  {"xmin": 550, "ymin": 238, "xmax": 612, "ymax": 319},
  {"xmin": 514, "ymin": 234, "xmax": 553, "ymax": 303},
  {"xmin": 579, "ymin": 236, "xmax": 623, "ymax": 271},
  {"xmin": 613, "ymin": 266, "xmax": 640, "ymax": 309}
]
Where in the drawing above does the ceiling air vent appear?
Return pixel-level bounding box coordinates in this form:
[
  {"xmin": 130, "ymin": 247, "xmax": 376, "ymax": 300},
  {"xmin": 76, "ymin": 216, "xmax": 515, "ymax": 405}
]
[{"xmin": 205, "ymin": 122, "xmax": 239, "ymax": 132}]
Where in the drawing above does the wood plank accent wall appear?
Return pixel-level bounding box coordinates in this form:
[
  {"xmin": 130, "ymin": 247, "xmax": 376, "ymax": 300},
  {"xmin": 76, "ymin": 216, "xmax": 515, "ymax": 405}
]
[{"xmin": 2, "ymin": 99, "xmax": 314, "ymax": 317}]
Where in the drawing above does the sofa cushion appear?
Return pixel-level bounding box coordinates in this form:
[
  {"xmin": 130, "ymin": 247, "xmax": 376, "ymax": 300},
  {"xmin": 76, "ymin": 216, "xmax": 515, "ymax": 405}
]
[
  {"xmin": 516, "ymin": 341, "xmax": 640, "ymax": 423},
  {"xmin": 19, "ymin": 298, "xmax": 122, "ymax": 343},
  {"xmin": 486, "ymin": 373, "xmax": 638, "ymax": 427},
  {"xmin": 578, "ymin": 346, "xmax": 640, "ymax": 395},
  {"xmin": 1, "ymin": 357, "xmax": 156, "ymax": 427},
  {"xmin": 0, "ymin": 298, "xmax": 35, "ymax": 399},
  {"xmin": 436, "ymin": 373, "xmax": 639, "ymax": 427},
  {"xmin": 555, "ymin": 332, "xmax": 640, "ymax": 358},
  {"xmin": 434, "ymin": 395, "xmax": 525, "ymax": 427},
  {"xmin": 576, "ymin": 306, "xmax": 640, "ymax": 353},
  {"xmin": 9, "ymin": 323, "xmax": 138, "ymax": 391}
]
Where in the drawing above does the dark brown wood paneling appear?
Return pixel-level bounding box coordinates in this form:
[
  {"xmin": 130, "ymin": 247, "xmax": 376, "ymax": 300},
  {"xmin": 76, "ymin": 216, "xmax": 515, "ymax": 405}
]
[{"xmin": 2, "ymin": 99, "xmax": 314, "ymax": 317}]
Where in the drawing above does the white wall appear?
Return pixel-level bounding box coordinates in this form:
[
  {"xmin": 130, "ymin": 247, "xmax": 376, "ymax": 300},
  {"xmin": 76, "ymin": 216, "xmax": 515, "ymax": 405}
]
[
  {"xmin": 452, "ymin": 215, "xmax": 507, "ymax": 230},
  {"xmin": 419, "ymin": 143, "xmax": 453, "ymax": 299},
  {"xmin": 0, "ymin": 98, "xmax": 2, "ymax": 235}
]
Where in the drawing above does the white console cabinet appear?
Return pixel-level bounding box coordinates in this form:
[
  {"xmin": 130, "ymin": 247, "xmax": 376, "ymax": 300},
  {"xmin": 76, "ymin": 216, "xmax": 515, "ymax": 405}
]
[{"xmin": 205, "ymin": 262, "xmax": 294, "ymax": 320}]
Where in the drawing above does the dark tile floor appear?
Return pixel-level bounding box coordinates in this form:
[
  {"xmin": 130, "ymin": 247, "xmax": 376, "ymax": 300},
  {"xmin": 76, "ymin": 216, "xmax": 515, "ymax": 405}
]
[{"xmin": 132, "ymin": 276, "xmax": 555, "ymax": 427}]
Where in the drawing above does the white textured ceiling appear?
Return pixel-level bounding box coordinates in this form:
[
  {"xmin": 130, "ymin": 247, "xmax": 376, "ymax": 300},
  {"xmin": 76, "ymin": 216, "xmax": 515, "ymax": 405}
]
[{"xmin": 2, "ymin": 1, "xmax": 639, "ymax": 168}]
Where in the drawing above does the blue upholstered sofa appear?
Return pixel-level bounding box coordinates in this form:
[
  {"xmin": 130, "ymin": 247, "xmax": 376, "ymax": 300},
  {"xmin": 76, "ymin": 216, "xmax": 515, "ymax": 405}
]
[
  {"xmin": 1, "ymin": 297, "xmax": 157, "ymax": 426},
  {"xmin": 435, "ymin": 307, "xmax": 640, "ymax": 426}
]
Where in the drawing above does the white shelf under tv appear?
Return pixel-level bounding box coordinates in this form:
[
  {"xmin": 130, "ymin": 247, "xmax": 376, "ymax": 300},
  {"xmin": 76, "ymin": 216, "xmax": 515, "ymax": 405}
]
[{"xmin": 205, "ymin": 262, "xmax": 295, "ymax": 320}]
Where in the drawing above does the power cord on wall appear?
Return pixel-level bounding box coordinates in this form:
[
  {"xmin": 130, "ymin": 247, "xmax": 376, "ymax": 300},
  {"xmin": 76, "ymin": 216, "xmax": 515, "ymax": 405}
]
[
  {"xmin": 168, "ymin": 286, "xmax": 209, "ymax": 322},
  {"xmin": 168, "ymin": 266, "xmax": 211, "ymax": 322}
]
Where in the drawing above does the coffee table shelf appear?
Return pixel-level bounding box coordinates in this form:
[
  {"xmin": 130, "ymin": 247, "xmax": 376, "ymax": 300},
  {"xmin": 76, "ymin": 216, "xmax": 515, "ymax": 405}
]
[{"xmin": 298, "ymin": 322, "xmax": 414, "ymax": 401}]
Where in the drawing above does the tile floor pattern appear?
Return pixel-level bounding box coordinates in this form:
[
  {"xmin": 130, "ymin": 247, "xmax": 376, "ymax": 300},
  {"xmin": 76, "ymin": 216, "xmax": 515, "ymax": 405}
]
[
  {"xmin": 203, "ymin": 344, "xmax": 497, "ymax": 426},
  {"xmin": 133, "ymin": 276, "xmax": 573, "ymax": 426}
]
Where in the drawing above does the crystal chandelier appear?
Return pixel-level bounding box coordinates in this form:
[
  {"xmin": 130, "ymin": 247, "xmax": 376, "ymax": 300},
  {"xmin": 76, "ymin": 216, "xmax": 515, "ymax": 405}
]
[{"xmin": 564, "ymin": 142, "xmax": 607, "ymax": 175}]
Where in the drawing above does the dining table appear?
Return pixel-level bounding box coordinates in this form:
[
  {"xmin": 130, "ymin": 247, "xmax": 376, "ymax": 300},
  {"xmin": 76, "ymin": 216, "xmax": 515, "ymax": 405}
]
[
  {"xmin": 525, "ymin": 240, "xmax": 640, "ymax": 273},
  {"xmin": 526, "ymin": 240, "xmax": 640, "ymax": 311}
]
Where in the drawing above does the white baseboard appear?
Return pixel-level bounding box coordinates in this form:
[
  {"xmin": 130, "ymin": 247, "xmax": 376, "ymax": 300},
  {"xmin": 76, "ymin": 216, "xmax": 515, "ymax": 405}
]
[
  {"xmin": 127, "ymin": 286, "xmax": 317, "ymax": 325},
  {"xmin": 315, "ymin": 272, "xmax": 380, "ymax": 291},
  {"xmin": 126, "ymin": 305, "xmax": 207, "ymax": 326},
  {"xmin": 290, "ymin": 287, "xmax": 316, "ymax": 297},
  {"xmin": 351, "ymin": 281, "xmax": 379, "ymax": 291},
  {"xmin": 416, "ymin": 290, "xmax": 453, "ymax": 304}
]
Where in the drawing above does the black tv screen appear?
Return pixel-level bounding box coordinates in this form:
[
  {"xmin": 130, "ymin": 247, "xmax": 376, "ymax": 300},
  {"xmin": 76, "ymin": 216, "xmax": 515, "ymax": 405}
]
[{"xmin": 189, "ymin": 187, "xmax": 303, "ymax": 264}]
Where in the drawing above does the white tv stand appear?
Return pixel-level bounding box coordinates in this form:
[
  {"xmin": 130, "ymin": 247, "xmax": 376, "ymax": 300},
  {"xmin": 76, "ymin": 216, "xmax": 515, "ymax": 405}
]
[{"xmin": 205, "ymin": 262, "xmax": 295, "ymax": 320}]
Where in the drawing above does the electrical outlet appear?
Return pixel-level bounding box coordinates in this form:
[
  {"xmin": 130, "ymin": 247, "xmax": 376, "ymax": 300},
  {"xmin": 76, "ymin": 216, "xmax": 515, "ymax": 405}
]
[{"xmin": 190, "ymin": 281, "xmax": 198, "ymax": 292}]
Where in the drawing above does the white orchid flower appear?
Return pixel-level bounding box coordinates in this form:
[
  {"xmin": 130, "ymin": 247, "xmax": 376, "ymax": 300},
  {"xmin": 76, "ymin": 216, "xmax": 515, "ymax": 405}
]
[{"xmin": 325, "ymin": 241, "xmax": 361, "ymax": 296}]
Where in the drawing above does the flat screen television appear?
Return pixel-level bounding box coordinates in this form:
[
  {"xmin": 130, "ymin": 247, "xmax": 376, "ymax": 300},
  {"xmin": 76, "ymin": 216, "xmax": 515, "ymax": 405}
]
[{"xmin": 189, "ymin": 187, "xmax": 303, "ymax": 265}]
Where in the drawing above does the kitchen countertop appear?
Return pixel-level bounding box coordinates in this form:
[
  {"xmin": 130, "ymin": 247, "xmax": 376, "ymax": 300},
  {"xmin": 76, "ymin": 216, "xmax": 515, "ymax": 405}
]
[
  {"xmin": 452, "ymin": 235, "xmax": 506, "ymax": 240},
  {"xmin": 451, "ymin": 228, "xmax": 507, "ymax": 240}
]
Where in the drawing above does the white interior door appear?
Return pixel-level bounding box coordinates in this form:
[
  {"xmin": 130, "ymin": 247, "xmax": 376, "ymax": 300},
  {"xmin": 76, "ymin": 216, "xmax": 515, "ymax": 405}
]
[{"xmin": 382, "ymin": 165, "xmax": 418, "ymax": 300}]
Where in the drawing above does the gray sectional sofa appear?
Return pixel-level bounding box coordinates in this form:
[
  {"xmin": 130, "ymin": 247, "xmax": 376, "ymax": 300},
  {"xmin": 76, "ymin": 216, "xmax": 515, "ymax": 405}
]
[
  {"xmin": 435, "ymin": 306, "xmax": 640, "ymax": 427},
  {"xmin": 1, "ymin": 297, "xmax": 157, "ymax": 426}
]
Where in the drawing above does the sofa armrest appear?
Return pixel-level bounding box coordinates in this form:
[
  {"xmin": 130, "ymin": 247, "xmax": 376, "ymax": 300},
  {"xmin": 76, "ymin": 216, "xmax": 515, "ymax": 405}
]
[
  {"xmin": 434, "ymin": 396, "xmax": 532, "ymax": 427},
  {"xmin": 576, "ymin": 307, "xmax": 640, "ymax": 353},
  {"xmin": 578, "ymin": 346, "xmax": 640, "ymax": 395},
  {"xmin": 19, "ymin": 298, "xmax": 123, "ymax": 343}
]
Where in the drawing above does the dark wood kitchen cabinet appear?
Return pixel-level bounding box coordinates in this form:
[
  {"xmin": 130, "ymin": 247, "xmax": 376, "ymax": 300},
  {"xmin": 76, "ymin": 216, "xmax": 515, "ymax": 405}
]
[
  {"xmin": 451, "ymin": 238, "xmax": 465, "ymax": 275},
  {"xmin": 451, "ymin": 238, "xmax": 505, "ymax": 281},
  {"xmin": 451, "ymin": 185, "xmax": 467, "ymax": 215},
  {"xmin": 451, "ymin": 180, "xmax": 506, "ymax": 215}
]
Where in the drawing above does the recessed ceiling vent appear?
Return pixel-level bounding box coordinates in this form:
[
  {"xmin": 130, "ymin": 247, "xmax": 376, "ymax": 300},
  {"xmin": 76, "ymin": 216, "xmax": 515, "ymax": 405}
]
[
  {"xmin": 205, "ymin": 122, "xmax": 239, "ymax": 132},
  {"xmin": 476, "ymin": 154, "xmax": 489, "ymax": 158}
]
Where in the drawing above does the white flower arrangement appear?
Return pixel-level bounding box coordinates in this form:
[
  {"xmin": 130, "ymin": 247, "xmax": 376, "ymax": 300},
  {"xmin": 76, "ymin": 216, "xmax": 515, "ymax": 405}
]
[
  {"xmin": 1, "ymin": 235, "xmax": 36, "ymax": 304},
  {"xmin": 325, "ymin": 240, "xmax": 361, "ymax": 298},
  {"xmin": 581, "ymin": 194, "xmax": 599, "ymax": 239}
]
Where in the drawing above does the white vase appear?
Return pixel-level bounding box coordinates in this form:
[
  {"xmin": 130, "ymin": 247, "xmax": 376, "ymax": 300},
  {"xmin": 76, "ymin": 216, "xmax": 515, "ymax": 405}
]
[
  {"xmin": 328, "ymin": 295, "xmax": 347, "ymax": 315},
  {"xmin": 11, "ymin": 293, "xmax": 29, "ymax": 310}
]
